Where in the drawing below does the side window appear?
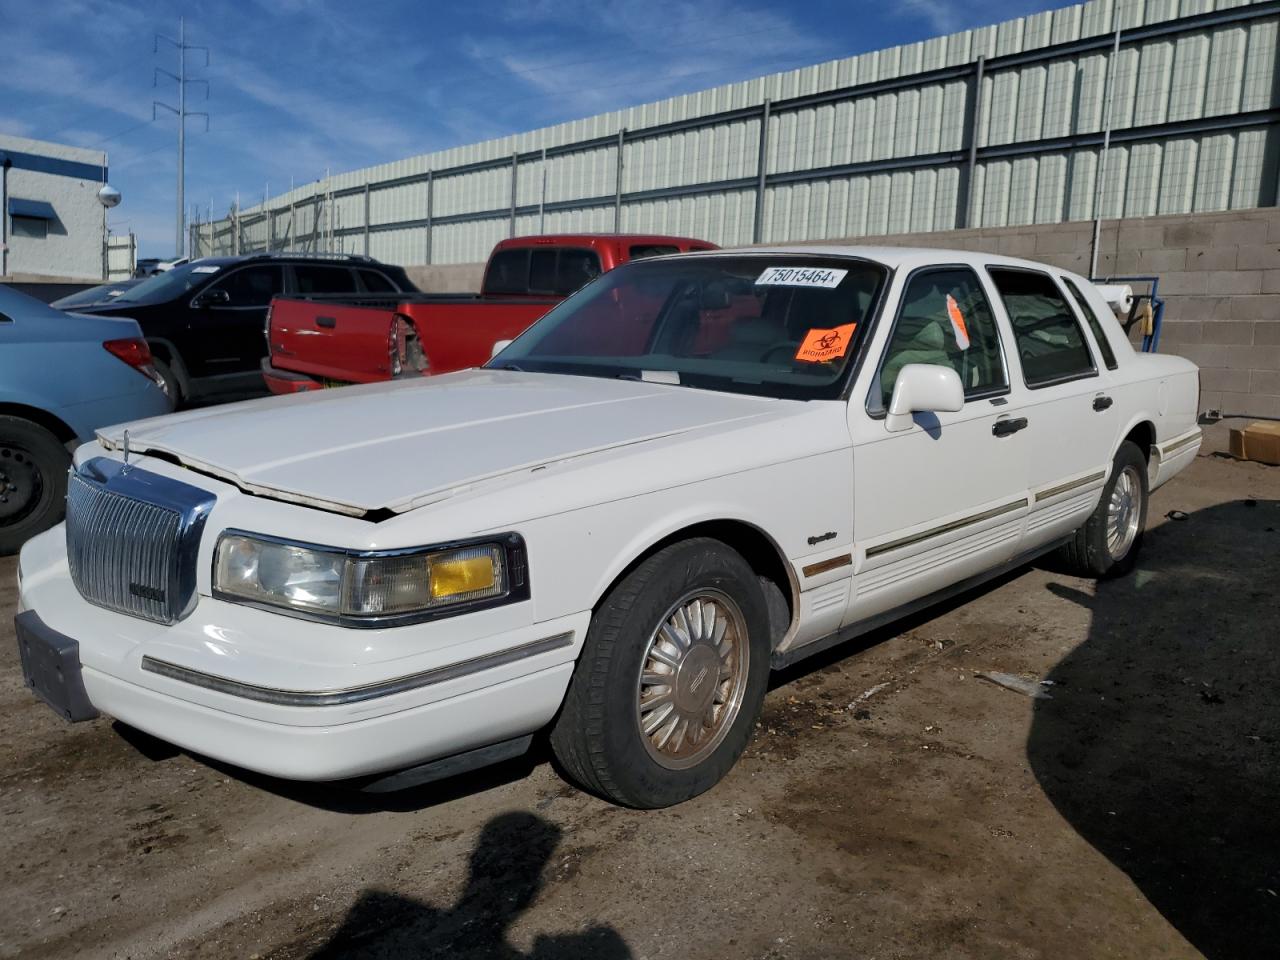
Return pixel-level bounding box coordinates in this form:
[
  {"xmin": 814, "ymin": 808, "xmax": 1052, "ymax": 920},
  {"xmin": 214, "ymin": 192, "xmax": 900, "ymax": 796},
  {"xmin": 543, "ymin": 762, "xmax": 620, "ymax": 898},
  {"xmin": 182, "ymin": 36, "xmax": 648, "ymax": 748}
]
[
  {"xmin": 988, "ymin": 268, "xmax": 1096, "ymax": 387},
  {"xmin": 358, "ymin": 269, "xmax": 397, "ymax": 293},
  {"xmin": 484, "ymin": 249, "xmax": 531, "ymax": 294},
  {"xmin": 557, "ymin": 249, "xmax": 601, "ymax": 295},
  {"xmin": 209, "ymin": 266, "xmax": 284, "ymax": 306},
  {"xmin": 294, "ymin": 265, "xmax": 355, "ymax": 294},
  {"xmin": 875, "ymin": 267, "xmax": 1007, "ymax": 410},
  {"xmin": 1061, "ymin": 277, "xmax": 1118, "ymax": 370}
]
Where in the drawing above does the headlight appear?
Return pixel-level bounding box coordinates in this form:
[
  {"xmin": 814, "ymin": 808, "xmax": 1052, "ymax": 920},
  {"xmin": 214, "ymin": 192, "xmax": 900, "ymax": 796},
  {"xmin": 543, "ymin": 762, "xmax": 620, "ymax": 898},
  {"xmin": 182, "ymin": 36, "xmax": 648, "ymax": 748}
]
[{"xmin": 213, "ymin": 532, "xmax": 527, "ymax": 625}]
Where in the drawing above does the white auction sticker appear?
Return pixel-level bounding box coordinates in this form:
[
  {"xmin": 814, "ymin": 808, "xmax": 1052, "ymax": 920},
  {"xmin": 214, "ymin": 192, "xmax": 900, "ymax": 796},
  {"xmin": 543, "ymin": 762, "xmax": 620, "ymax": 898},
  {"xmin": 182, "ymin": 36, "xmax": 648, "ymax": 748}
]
[
  {"xmin": 191, "ymin": 265, "xmax": 221, "ymax": 274},
  {"xmin": 755, "ymin": 266, "xmax": 847, "ymax": 288}
]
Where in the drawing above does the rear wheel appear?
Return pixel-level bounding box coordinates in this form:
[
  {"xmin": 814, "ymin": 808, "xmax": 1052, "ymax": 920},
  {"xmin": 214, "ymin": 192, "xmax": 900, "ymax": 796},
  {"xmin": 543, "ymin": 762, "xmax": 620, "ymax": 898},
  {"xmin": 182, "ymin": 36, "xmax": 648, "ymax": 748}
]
[
  {"xmin": 1061, "ymin": 440, "xmax": 1148, "ymax": 578},
  {"xmin": 550, "ymin": 538, "xmax": 771, "ymax": 808},
  {"xmin": 0, "ymin": 416, "xmax": 71, "ymax": 555},
  {"xmin": 152, "ymin": 359, "xmax": 182, "ymax": 406}
]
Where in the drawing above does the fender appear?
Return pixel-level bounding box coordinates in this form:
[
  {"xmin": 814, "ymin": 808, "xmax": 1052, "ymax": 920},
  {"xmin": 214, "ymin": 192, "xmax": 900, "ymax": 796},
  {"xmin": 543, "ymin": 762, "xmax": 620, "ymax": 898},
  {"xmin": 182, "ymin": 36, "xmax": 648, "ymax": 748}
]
[{"xmin": 582, "ymin": 499, "xmax": 802, "ymax": 648}]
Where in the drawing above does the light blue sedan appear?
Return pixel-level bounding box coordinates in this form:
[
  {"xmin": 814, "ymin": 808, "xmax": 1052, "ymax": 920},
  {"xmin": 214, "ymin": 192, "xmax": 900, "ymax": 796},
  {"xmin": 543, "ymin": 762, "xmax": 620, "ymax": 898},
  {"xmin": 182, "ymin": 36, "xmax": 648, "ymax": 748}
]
[{"xmin": 0, "ymin": 285, "xmax": 171, "ymax": 553}]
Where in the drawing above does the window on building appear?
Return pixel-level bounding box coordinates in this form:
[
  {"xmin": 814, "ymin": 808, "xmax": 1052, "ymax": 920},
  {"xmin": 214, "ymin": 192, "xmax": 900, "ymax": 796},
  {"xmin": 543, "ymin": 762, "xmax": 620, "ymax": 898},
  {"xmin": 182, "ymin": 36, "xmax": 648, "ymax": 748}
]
[{"xmin": 11, "ymin": 216, "xmax": 48, "ymax": 240}]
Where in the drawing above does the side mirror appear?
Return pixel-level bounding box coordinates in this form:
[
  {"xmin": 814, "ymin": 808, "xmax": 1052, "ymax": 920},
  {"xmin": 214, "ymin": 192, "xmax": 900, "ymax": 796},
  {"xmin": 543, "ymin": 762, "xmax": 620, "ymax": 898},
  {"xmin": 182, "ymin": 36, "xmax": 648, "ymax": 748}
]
[
  {"xmin": 194, "ymin": 288, "xmax": 230, "ymax": 308},
  {"xmin": 490, "ymin": 339, "xmax": 513, "ymax": 359},
  {"xmin": 885, "ymin": 364, "xmax": 964, "ymax": 433}
]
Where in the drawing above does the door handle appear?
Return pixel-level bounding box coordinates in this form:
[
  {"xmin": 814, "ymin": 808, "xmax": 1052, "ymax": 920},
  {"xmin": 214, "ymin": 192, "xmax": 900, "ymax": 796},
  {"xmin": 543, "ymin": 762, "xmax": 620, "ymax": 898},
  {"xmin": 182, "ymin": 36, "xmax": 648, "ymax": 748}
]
[
  {"xmin": 316, "ymin": 316, "xmax": 337, "ymax": 329},
  {"xmin": 992, "ymin": 417, "xmax": 1028, "ymax": 437},
  {"xmin": 1093, "ymin": 395, "xmax": 1113, "ymax": 411}
]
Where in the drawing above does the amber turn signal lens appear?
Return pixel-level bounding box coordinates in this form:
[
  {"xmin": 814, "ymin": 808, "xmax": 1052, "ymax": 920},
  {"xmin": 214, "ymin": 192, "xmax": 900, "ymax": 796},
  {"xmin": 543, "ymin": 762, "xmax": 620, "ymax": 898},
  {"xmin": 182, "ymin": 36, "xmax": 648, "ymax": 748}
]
[{"xmin": 426, "ymin": 549, "xmax": 501, "ymax": 600}]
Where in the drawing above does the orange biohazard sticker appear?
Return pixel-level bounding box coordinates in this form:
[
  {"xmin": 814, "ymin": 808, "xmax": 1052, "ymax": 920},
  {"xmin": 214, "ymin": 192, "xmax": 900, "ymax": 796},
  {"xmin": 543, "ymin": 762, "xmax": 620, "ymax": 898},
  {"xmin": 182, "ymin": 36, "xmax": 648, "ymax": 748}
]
[
  {"xmin": 946, "ymin": 294, "xmax": 970, "ymax": 350},
  {"xmin": 794, "ymin": 323, "xmax": 857, "ymax": 363}
]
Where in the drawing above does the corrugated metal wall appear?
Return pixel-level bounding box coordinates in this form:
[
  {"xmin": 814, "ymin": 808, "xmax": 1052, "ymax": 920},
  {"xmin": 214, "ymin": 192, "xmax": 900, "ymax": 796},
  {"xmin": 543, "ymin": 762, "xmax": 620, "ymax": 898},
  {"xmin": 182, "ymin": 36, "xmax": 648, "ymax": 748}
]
[{"xmin": 192, "ymin": 0, "xmax": 1280, "ymax": 264}]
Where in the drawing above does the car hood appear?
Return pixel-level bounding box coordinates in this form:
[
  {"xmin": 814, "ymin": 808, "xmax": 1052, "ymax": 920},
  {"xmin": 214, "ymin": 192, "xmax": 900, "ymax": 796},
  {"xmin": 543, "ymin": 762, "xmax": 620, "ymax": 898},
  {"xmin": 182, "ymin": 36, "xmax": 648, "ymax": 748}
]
[{"xmin": 98, "ymin": 370, "xmax": 785, "ymax": 516}]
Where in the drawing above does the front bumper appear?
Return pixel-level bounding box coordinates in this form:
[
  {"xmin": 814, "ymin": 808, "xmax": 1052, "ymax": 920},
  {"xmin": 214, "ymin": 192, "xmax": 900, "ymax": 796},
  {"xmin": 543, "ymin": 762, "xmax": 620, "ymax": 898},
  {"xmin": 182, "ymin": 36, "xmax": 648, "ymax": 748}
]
[{"xmin": 18, "ymin": 528, "xmax": 587, "ymax": 782}]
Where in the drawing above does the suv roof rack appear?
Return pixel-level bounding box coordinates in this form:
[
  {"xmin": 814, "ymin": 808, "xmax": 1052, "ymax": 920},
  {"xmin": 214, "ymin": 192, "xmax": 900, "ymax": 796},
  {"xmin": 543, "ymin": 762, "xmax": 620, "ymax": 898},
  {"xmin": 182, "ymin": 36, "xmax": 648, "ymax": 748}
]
[{"xmin": 246, "ymin": 251, "xmax": 378, "ymax": 263}]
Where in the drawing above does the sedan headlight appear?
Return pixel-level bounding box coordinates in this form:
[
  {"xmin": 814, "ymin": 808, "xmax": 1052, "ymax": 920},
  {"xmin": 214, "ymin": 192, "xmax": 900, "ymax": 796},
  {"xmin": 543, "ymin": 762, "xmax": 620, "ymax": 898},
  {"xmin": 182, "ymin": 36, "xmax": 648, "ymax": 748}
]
[{"xmin": 213, "ymin": 532, "xmax": 527, "ymax": 625}]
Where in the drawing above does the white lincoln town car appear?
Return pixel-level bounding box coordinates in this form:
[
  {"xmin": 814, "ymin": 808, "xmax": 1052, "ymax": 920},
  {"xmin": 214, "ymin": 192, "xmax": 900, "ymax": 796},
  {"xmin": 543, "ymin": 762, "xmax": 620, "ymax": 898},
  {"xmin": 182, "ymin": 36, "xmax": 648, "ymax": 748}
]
[{"xmin": 16, "ymin": 247, "xmax": 1201, "ymax": 808}]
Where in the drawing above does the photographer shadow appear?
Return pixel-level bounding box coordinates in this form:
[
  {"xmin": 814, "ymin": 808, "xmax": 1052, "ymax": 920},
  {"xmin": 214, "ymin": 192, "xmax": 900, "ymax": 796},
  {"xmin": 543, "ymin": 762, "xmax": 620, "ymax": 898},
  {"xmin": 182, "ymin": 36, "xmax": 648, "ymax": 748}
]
[
  {"xmin": 1028, "ymin": 499, "xmax": 1280, "ymax": 959},
  {"xmin": 308, "ymin": 811, "xmax": 631, "ymax": 959}
]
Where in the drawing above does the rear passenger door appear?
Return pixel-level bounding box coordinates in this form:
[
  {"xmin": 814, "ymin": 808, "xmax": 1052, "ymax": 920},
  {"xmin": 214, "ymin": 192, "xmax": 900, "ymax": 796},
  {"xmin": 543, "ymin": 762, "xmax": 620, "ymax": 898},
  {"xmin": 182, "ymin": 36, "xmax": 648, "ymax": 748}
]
[
  {"xmin": 846, "ymin": 265, "xmax": 1031, "ymax": 626},
  {"xmin": 985, "ymin": 267, "xmax": 1116, "ymax": 549}
]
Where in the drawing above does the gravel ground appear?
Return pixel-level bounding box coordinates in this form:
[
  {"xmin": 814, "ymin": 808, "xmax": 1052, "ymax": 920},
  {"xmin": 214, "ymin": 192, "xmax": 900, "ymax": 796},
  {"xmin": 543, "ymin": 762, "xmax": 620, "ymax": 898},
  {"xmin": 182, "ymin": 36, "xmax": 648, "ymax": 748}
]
[{"xmin": 2, "ymin": 453, "xmax": 1276, "ymax": 960}]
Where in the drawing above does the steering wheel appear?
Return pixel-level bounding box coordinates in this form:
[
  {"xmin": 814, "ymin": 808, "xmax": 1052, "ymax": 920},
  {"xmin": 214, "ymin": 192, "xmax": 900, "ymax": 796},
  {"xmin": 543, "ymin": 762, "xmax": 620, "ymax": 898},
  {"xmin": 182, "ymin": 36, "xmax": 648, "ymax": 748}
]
[{"xmin": 759, "ymin": 341, "xmax": 801, "ymax": 364}]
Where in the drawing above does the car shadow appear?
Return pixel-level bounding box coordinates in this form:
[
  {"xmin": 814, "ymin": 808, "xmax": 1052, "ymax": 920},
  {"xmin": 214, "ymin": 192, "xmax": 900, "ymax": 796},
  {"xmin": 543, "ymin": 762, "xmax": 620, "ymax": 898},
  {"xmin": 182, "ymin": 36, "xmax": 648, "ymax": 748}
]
[
  {"xmin": 1027, "ymin": 498, "xmax": 1280, "ymax": 959},
  {"xmin": 304, "ymin": 811, "xmax": 632, "ymax": 959}
]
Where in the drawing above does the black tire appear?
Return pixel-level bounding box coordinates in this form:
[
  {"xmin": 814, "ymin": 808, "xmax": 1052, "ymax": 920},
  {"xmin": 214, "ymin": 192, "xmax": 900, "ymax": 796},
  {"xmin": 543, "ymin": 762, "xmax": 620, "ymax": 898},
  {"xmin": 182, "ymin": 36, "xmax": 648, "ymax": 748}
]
[
  {"xmin": 153, "ymin": 358, "xmax": 182, "ymax": 407},
  {"xmin": 550, "ymin": 538, "xmax": 772, "ymax": 808},
  {"xmin": 1061, "ymin": 440, "xmax": 1149, "ymax": 579},
  {"xmin": 0, "ymin": 416, "xmax": 72, "ymax": 555}
]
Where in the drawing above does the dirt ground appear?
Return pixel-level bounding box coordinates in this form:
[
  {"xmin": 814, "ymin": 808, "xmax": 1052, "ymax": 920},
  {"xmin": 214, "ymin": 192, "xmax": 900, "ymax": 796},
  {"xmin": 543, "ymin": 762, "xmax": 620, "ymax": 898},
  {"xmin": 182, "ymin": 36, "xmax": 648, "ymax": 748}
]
[{"xmin": 1, "ymin": 452, "xmax": 1277, "ymax": 960}]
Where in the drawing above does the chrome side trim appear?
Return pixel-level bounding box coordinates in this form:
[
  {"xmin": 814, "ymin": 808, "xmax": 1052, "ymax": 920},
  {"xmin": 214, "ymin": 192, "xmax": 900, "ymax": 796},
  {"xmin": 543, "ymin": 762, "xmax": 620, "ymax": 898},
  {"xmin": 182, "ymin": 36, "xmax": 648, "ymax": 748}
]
[
  {"xmin": 1033, "ymin": 471, "xmax": 1107, "ymax": 503},
  {"xmin": 140, "ymin": 631, "xmax": 575, "ymax": 707},
  {"xmin": 865, "ymin": 497, "xmax": 1029, "ymax": 559},
  {"xmin": 1159, "ymin": 430, "xmax": 1201, "ymax": 457}
]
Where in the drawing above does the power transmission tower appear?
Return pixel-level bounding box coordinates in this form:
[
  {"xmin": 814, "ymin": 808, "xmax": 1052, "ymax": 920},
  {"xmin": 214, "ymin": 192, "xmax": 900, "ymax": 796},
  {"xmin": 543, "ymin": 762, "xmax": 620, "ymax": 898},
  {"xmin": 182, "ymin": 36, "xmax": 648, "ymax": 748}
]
[{"xmin": 154, "ymin": 17, "xmax": 209, "ymax": 259}]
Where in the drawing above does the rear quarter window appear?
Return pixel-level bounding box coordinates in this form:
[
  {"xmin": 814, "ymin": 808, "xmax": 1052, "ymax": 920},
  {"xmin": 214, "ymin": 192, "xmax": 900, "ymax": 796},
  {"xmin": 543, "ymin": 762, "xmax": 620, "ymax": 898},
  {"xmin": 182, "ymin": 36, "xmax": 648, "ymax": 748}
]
[{"xmin": 1061, "ymin": 277, "xmax": 1119, "ymax": 370}]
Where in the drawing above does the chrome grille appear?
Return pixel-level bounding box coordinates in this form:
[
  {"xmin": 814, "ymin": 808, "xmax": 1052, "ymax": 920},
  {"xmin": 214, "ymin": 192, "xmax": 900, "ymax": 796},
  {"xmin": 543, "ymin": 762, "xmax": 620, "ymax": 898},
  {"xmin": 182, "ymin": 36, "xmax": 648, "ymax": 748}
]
[{"xmin": 65, "ymin": 458, "xmax": 216, "ymax": 624}]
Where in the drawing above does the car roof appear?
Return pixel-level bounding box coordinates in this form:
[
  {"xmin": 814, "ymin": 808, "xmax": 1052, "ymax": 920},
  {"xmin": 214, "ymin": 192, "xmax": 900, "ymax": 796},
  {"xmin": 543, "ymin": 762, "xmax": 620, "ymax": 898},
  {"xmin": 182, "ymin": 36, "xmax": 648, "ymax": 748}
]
[
  {"xmin": 701, "ymin": 244, "xmax": 1084, "ymax": 277},
  {"xmin": 492, "ymin": 233, "xmax": 716, "ymax": 249},
  {"xmin": 184, "ymin": 253, "xmax": 396, "ymax": 268}
]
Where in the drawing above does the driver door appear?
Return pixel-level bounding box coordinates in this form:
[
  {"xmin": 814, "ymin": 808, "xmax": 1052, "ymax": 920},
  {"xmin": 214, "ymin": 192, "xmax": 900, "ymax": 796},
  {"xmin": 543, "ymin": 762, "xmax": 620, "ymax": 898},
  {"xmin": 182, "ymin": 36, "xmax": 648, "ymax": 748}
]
[
  {"xmin": 188, "ymin": 264, "xmax": 285, "ymax": 376},
  {"xmin": 844, "ymin": 264, "xmax": 1031, "ymax": 626}
]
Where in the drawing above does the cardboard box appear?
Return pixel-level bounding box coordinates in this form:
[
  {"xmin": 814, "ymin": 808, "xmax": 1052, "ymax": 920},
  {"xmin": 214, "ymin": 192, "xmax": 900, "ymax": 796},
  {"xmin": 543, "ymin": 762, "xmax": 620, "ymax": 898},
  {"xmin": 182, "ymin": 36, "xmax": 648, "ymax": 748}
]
[{"xmin": 1229, "ymin": 421, "xmax": 1280, "ymax": 465}]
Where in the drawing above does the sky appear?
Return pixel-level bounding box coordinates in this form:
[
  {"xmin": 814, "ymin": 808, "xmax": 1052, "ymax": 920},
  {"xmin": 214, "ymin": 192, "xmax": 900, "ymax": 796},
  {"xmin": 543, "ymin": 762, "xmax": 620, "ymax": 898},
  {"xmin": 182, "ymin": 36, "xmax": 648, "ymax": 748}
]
[{"xmin": 1, "ymin": 0, "xmax": 1065, "ymax": 258}]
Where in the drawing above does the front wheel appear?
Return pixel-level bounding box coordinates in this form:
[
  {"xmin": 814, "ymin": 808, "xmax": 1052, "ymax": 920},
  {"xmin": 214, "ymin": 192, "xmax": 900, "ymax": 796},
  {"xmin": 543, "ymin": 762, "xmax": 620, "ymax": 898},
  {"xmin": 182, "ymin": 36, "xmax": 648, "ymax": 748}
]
[
  {"xmin": 1061, "ymin": 440, "xmax": 1149, "ymax": 578},
  {"xmin": 550, "ymin": 538, "xmax": 771, "ymax": 808}
]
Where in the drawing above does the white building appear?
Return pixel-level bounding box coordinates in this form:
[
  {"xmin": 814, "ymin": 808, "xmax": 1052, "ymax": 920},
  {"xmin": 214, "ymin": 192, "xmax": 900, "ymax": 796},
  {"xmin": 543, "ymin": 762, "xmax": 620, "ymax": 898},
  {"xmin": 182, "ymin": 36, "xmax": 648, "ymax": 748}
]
[{"xmin": 1, "ymin": 134, "xmax": 110, "ymax": 281}]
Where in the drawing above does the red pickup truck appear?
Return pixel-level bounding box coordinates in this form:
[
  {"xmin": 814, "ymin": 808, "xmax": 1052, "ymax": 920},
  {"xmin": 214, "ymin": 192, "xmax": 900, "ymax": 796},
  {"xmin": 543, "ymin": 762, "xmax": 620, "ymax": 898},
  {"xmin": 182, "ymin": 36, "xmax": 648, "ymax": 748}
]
[{"xmin": 261, "ymin": 233, "xmax": 717, "ymax": 394}]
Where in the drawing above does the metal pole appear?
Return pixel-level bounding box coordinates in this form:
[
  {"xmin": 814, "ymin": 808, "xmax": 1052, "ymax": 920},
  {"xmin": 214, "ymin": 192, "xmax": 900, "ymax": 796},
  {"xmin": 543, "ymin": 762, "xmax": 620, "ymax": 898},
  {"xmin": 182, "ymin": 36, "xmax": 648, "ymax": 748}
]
[
  {"xmin": 752, "ymin": 99, "xmax": 772, "ymax": 243},
  {"xmin": 1, "ymin": 159, "xmax": 8, "ymax": 277},
  {"xmin": 963, "ymin": 55, "xmax": 986, "ymax": 230},
  {"xmin": 614, "ymin": 128, "xmax": 625, "ymax": 232},
  {"xmin": 363, "ymin": 183, "xmax": 371, "ymax": 256},
  {"xmin": 510, "ymin": 152, "xmax": 518, "ymax": 238},
  {"xmin": 176, "ymin": 16, "xmax": 184, "ymax": 258},
  {"xmin": 1090, "ymin": 28, "xmax": 1122, "ymax": 279},
  {"xmin": 424, "ymin": 170, "xmax": 434, "ymax": 265},
  {"xmin": 539, "ymin": 147, "xmax": 547, "ymax": 235}
]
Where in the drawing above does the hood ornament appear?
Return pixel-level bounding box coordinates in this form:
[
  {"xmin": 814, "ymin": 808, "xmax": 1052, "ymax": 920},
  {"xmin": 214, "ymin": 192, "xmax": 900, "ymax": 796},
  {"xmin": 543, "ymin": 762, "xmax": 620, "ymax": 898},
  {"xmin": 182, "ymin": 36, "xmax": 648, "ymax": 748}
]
[{"xmin": 121, "ymin": 429, "xmax": 131, "ymax": 472}]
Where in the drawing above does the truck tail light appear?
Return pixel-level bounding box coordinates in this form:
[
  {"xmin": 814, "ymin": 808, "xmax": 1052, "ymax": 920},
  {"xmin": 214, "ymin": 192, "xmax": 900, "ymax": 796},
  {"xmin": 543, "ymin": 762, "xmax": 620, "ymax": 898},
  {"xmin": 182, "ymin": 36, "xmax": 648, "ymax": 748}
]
[{"xmin": 104, "ymin": 337, "xmax": 166, "ymax": 393}]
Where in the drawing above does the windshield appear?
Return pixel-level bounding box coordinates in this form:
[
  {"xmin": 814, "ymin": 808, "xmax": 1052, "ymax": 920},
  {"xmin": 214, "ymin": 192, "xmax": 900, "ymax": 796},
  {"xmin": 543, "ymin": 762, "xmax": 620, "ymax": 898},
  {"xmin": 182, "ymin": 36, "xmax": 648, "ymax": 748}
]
[
  {"xmin": 113, "ymin": 262, "xmax": 219, "ymax": 303},
  {"xmin": 489, "ymin": 254, "xmax": 887, "ymax": 399},
  {"xmin": 52, "ymin": 281, "xmax": 139, "ymax": 309}
]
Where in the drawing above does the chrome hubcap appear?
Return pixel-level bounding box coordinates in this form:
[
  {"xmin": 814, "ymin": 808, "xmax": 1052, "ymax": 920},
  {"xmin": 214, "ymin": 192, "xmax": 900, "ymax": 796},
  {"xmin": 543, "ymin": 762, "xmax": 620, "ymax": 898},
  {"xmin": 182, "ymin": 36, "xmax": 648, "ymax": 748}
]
[
  {"xmin": 1106, "ymin": 465, "xmax": 1142, "ymax": 560},
  {"xmin": 636, "ymin": 590, "xmax": 749, "ymax": 770}
]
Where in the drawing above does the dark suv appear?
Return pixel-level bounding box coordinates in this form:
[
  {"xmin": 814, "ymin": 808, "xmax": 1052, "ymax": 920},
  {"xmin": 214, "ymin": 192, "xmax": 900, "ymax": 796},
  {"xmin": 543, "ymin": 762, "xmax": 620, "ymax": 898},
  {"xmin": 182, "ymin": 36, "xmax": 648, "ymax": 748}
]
[{"xmin": 71, "ymin": 253, "xmax": 416, "ymax": 405}]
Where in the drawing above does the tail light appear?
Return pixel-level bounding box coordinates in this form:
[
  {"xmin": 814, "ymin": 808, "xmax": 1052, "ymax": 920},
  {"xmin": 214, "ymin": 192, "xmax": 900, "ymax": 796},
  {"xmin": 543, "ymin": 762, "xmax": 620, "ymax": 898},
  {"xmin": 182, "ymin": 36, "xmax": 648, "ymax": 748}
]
[{"xmin": 104, "ymin": 337, "xmax": 166, "ymax": 393}]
